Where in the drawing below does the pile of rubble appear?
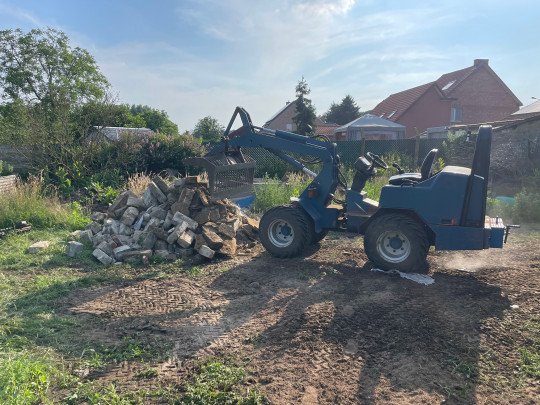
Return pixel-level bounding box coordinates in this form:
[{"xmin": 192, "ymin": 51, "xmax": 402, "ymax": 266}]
[{"xmin": 73, "ymin": 176, "xmax": 258, "ymax": 265}]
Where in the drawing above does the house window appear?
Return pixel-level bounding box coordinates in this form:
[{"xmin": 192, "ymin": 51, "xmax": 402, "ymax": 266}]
[
  {"xmin": 450, "ymin": 107, "xmax": 463, "ymax": 123},
  {"xmin": 286, "ymin": 123, "xmax": 293, "ymax": 131}
]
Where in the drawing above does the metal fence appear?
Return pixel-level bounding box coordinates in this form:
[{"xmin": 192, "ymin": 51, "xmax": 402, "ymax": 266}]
[{"xmin": 245, "ymin": 138, "xmax": 446, "ymax": 177}]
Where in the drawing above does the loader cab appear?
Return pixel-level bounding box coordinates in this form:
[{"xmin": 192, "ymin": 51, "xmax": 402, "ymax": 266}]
[{"xmin": 376, "ymin": 125, "xmax": 499, "ymax": 250}]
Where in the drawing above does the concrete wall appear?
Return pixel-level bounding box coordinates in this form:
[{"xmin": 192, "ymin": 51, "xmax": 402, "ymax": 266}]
[
  {"xmin": 491, "ymin": 117, "xmax": 540, "ymax": 177},
  {"xmin": 0, "ymin": 175, "xmax": 17, "ymax": 193}
]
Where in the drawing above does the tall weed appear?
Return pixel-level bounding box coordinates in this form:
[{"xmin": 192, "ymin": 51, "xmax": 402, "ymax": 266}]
[{"xmin": 0, "ymin": 178, "xmax": 89, "ymax": 230}]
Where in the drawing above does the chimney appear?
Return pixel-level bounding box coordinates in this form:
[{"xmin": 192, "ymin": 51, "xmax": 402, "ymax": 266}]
[{"xmin": 474, "ymin": 59, "xmax": 489, "ymax": 67}]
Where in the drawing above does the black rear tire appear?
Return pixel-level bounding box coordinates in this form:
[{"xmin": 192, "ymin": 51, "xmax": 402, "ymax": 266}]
[
  {"xmin": 364, "ymin": 213, "xmax": 429, "ymax": 273},
  {"xmin": 260, "ymin": 205, "xmax": 313, "ymax": 258}
]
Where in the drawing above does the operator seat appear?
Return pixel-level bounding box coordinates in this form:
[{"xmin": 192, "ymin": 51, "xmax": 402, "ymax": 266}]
[{"xmin": 388, "ymin": 149, "xmax": 438, "ymax": 185}]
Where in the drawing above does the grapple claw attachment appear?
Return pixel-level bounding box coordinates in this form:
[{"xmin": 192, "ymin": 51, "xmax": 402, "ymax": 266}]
[{"xmin": 183, "ymin": 150, "xmax": 255, "ymax": 205}]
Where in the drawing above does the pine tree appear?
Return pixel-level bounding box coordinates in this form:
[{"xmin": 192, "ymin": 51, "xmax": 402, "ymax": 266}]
[
  {"xmin": 292, "ymin": 77, "xmax": 316, "ymax": 136},
  {"xmin": 324, "ymin": 94, "xmax": 361, "ymax": 125}
]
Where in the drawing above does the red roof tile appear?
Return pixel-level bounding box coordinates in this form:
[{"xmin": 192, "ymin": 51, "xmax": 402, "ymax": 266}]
[
  {"xmin": 314, "ymin": 122, "xmax": 339, "ymax": 136},
  {"xmin": 371, "ymin": 60, "xmax": 521, "ymax": 120},
  {"xmin": 370, "ymin": 82, "xmax": 436, "ymax": 121},
  {"xmin": 435, "ymin": 66, "xmax": 476, "ymax": 94}
]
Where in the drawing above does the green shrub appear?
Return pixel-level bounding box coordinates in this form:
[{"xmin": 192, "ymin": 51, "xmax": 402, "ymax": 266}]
[
  {"xmin": 0, "ymin": 179, "xmax": 89, "ymax": 230},
  {"xmin": 440, "ymin": 132, "xmax": 476, "ymax": 167},
  {"xmin": 513, "ymin": 189, "xmax": 540, "ymax": 223},
  {"xmin": 0, "ymin": 160, "xmax": 14, "ymax": 176}
]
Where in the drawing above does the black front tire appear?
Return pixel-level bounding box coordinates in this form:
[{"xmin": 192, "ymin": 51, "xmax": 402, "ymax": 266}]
[
  {"xmin": 311, "ymin": 230, "xmax": 328, "ymax": 244},
  {"xmin": 364, "ymin": 213, "xmax": 429, "ymax": 273},
  {"xmin": 259, "ymin": 205, "xmax": 313, "ymax": 258}
]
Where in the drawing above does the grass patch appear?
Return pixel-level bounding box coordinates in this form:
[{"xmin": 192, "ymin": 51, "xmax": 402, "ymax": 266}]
[
  {"xmin": 253, "ymin": 170, "xmax": 389, "ymax": 214},
  {"xmin": 253, "ymin": 173, "xmax": 310, "ymax": 213},
  {"xmin": 183, "ymin": 359, "xmax": 268, "ymax": 404},
  {"xmin": 0, "ymin": 178, "xmax": 89, "ymax": 230},
  {"xmin": 0, "ymin": 349, "xmax": 71, "ymax": 405}
]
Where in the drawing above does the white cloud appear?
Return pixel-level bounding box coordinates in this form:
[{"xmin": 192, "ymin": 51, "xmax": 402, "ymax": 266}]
[{"xmin": 0, "ymin": 3, "xmax": 43, "ymax": 26}]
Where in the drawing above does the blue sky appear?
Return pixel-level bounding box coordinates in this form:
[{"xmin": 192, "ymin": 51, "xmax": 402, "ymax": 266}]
[{"xmin": 1, "ymin": 0, "xmax": 539, "ymax": 131}]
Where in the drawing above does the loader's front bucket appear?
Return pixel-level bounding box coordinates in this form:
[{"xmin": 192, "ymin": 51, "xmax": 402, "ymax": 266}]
[{"xmin": 183, "ymin": 150, "xmax": 255, "ymax": 208}]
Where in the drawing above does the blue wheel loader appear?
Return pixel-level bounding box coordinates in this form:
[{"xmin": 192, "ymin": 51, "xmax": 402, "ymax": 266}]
[{"xmin": 185, "ymin": 107, "xmax": 515, "ymax": 273}]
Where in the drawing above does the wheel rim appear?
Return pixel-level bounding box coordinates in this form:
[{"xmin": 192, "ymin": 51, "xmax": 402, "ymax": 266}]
[
  {"xmin": 267, "ymin": 219, "xmax": 294, "ymax": 248},
  {"xmin": 376, "ymin": 230, "xmax": 411, "ymax": 264}
]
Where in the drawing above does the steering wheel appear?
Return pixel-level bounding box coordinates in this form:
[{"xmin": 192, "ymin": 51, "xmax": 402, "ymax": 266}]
[{"xmin": 366, "ymin": 152, "xmax": 388, "ymax": 169}]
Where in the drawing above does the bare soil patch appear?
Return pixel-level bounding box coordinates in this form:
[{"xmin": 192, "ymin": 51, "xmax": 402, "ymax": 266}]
[{"xmin": 60, "ymin": 231, "xmax": 540, "ymax": 404}]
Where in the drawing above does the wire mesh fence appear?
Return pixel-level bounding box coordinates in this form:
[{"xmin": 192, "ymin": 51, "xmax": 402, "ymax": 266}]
[{"xmin": 244, "ymin": 138, "xmax": 447, "ymax": 177}]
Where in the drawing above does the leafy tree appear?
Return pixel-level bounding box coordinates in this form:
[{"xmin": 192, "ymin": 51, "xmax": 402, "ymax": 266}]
[
  {"xmin": 0, "ymin": 28, "xmax": 108, "ymax": 110},
  {"xmin": 292, "ymin": 77, "xmax": 316, "ymax": 136},
  {"xmin": 193, "ymin": 116, "xmax": 224, "ymax": 143},
  {"xmin": 324, "ymin": 95, "xmax": 361, "ymax": 125},
  {"xmin": 0, "ymin": 27, "xmax": 109, "ymax": 180},
  {"xmin": 130, "ymin": 104, "xmax": 178, "ymax": 135}
]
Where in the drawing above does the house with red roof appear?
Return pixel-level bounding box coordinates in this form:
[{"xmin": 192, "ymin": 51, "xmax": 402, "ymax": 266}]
[{"xmin": 371, "ymin": 59, "xmax": 522, "ymax": 137}]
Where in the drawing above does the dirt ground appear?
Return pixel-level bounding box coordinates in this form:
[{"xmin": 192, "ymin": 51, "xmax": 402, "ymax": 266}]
[{"xmin": 59, "ymin": 230, "xmax": 539, "ymax": 404}]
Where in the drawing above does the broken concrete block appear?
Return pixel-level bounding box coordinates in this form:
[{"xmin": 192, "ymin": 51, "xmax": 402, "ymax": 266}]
[
  {"xmin": 217, "ymin": 223, "xmax": 236, "ymax": 239},
  {"xmin": 143, "ymin": 217, "xmax": 162, "ymax": 232},
  {"xmin": 148, "ymin": 181, "xmax": 167, "ymax": 203},
  {"xmin": 152, "ymin": 175, "xmax": 170, "ymax": 195},
  {"xmin": 121, "ymin": 249, "xmax": 153, "ymax": 263},
  {"xmin": 143, "ymin": 188, "xmax": 158, "ymax": 208},
  {"xmin": 66, "ymin": 241, "xmax": 84, "ymax": 257},
  {"xmin": 209, "ymin": 208, "xmax": 221, "ymax": 222},
  {"xmin": 196, "ymin": 188, "xmax": 210, "ymax": 206},
  {"xmin": 113, "ymin": 234, "xmax": 133, "ymax": 246},
  {"xmin": 154, "ymin": 240, "xmax": 168, "ymax": 251},
  {"xmin": 176, "ymin": 247, "xmax": 195, "ymax": 258},
  {"xmin": 202, "ymin": 227, "xmax": 224, "ymax": 250},
  {"xmin": 141, "ymin": 232, "xmax": 157, "ymax": 249},
  {"xmin": 177, "ymin": 230, "xmax": 195, "ymax": 248},
  {"xmin": 172, "ymin": 187, "xmax": 196, "ymax": 215},
  {"xmin": 198, "ymin": 245, "xmax": 215, "ymax": 259},
  {"xmin": 166, "ymin": 221, "xmax": 189, "ymax": 244},
  {"xmin": 194, "ymin": 233, "xmax": 206, "ymax": 250},
  {"xmin": 90, "ymin": 212, "xmax": 107, "ymax": 223},
  {"xmin": 154, "ymin": 249, "xmax": 177, "ymax": 261},
  {"xmin": 113, "ymin": 245, "xmax": 132, "ymax": 259},
  {"xmin": 162, "ymin": 212, "xmax": 173, "ymax": 230},
  {"xmin": 79, "ymin": 229, "xmax": 93, "ymax": 245},
  {"xmin": 87, "ymin": 221, "xmax": 102, "ymax": 235},
  {"xmin": 108, "ymin": 191, "xmax": 134, "ymax": 217},
  {"xmin": 121, "ymin": 206, "xmax": 139, "ymax": 226},
  {"xmin": 148, "ymin": 206, "xmax": 167, "ymax": 220},
  {"xmin": 92, "ymin": 232, "xmax": 107, "ymax": 247},
  {"xmin": 172, "ymin": 212, "xmax": 198, "ymax": 230},
  {"xmin": 133, "ymin": 215, "xmax": 144, "ymax": 231},
  {"xmin": 127, "ymin": 196, "xmax": 146, "ymax": 209},
  {"xmin": 92, "ymin": 248, "xmax": 114, "ymax": 265},
  {"xmin": 132, "ymin": 230, "xmax": 144, "ymax": 244},
  {"xmin": 152, "ymin": 227, "xmax": 169, "ymax": 241},
  {"xmin": 28, "ymin": 241, "xmax": 51, "ymax": 254},
  {"xmin": 96, "ymin": 241, "xmax": 114, "ymax": 256},
  {"xmin": 192, "ymin": 208, "xmax": 212, "ymax": 224},
  {"xmin": 220, "ymin": 238, "xmax": 237, "ymax": 256},
  {"xmin": 172, "ymin": 178, "xmax": 186, "ymax": 188},
  {"xmin": 242, "ymin": 215, "xmax": 259, "ymax": 228},
  {"xmin": 118, "ymin": 223, "xmax": 134, "ymax": 236}
]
